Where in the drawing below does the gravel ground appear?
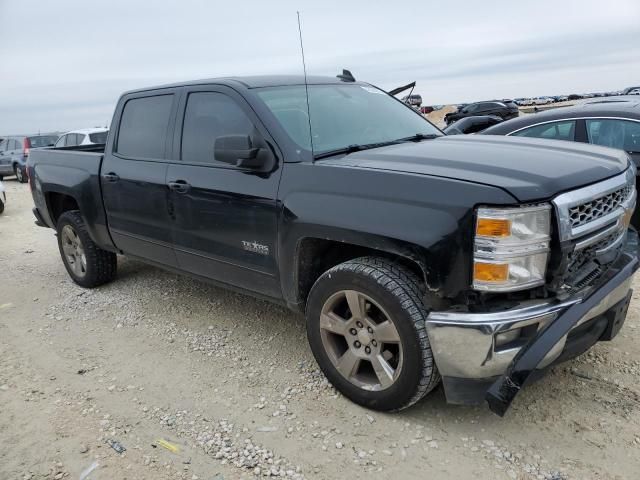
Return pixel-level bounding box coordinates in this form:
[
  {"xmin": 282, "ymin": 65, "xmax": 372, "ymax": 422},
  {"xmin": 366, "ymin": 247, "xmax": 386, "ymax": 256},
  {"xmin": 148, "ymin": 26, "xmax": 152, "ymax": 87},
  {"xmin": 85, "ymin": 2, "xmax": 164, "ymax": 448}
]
[{"xmin": 1, "ymin": 179, "xmax": 639, "ymax": 480}]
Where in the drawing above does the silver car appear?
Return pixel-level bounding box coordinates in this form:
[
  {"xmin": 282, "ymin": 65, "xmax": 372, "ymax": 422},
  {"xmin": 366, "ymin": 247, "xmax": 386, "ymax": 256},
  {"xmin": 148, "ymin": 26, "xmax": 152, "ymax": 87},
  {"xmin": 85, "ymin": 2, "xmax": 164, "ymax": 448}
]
[{"xmin": 0, "ymin": 179, "xmax": 6, "ymax": 214}]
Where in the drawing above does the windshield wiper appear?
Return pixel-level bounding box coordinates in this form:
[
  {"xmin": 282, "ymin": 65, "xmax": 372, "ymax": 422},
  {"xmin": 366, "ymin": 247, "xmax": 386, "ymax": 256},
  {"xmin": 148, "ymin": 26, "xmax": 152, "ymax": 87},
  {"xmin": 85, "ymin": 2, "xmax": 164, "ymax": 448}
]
[
  {"xmin": 313, "ymin": 134, "xmax": 440, "ymax": 160},
  {"xmin": 314, "ymin": 141, "xmax": 400, "ymax": 160},
  {"xmin": 395, "ymin": 133, "xmax": 441, "ymax": 142}
]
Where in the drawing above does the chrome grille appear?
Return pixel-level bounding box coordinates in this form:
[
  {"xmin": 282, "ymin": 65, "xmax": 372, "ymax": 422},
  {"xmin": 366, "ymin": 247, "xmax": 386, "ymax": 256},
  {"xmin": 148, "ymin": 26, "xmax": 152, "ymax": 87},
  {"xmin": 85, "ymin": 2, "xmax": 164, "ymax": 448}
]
[
  {"xmin": 552, "ymin": 167, "xmax": 636, "ymax": 289},
  {"xmin": 568, "ymin": 184, "xmax": 633, "ymax": 228}
]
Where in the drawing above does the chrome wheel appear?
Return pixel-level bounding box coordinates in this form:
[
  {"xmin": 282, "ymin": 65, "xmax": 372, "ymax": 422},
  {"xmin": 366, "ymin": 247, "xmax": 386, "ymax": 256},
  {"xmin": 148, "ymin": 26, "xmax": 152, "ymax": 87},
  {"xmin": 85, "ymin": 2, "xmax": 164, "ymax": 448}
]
[
  {"xmin": 61, "ymin": 225, "xmax": 87, "ymax": 278},
  {"xmin": 319, "ymin": 290, "xmax": 403, "ymax": 391},
  {"xmin": 14, "ymin": 165, "xmax": 23, "ymax": 182}
]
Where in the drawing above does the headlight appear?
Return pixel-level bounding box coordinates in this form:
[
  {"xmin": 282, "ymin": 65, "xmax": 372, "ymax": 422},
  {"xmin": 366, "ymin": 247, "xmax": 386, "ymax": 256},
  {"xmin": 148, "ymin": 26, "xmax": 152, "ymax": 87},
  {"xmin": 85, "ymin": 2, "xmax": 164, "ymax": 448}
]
[{"xmin": 473, "ymin": 204, "xmax": 551, "ymax": 292}]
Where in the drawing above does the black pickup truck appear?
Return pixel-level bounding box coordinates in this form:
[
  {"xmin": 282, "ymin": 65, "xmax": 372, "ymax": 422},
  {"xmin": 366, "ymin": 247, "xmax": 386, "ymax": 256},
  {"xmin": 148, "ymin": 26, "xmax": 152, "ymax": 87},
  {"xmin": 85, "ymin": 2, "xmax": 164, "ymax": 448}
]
[{"xmin": 28, "ymin": 75, "xmax": 639, "ymax": 415}]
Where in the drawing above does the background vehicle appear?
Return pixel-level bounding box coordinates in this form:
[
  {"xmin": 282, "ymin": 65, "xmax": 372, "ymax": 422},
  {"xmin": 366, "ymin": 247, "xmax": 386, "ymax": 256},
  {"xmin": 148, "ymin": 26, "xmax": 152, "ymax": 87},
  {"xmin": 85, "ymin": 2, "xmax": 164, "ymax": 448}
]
[
  {"xmin": 0, "ymin": 134, "xmax": 58, "ymax": 182},
  {"xmin": 531, "ymin": 96, "xmax": 554, "ymax": 105},
  {"xmin": 444, "ymin": 100, "xmax": 518, "ymax": 125},
  {"xmin": 443, "ymin": 115, "xmax": 503, "ymax": 135},
  {"xmin": 402, "ymin": 94, "xmax": 422, "ymax": 107},
  {"xmin": 0, "ymin": 179, "xmax": 5, "ymax": 214},
  {"xmin": 54, "ymin": 128, "xmax": 109, "ymax": 148},
  {"xmin": 28, "ymin": 75, "xmax": 638, "ymax": 415},
  {"xmin": 482, "ymin": 99, "xmax": 640, "ymax": 226},
  {"xmin": 623, "ymin": 86, "xmax": 640, "ymax": 95}
]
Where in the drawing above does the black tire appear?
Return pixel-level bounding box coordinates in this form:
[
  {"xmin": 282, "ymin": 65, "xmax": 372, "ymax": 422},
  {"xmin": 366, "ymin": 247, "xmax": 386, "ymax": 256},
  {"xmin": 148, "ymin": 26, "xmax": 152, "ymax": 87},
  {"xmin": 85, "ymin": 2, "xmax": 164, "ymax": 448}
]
[
  {"xmin": 0, "ymin": 199, "xmax": 4, "ymax": 214},
  {"xmin": 14, "ymin": 164, "xmax": 27, "ymax": 183},
  {"xmin": 306, "ymin": 256, "xmax": 440, "ymax": 411},
  {"xmin": 56, "ymin": 210, "xmax": 117, "ymax": 288}
]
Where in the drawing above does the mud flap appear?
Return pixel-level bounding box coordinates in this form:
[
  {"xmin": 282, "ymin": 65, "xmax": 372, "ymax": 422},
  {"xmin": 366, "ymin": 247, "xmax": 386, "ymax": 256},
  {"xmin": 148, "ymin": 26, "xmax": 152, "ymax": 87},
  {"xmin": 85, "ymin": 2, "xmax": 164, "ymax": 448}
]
[{"xmin": 485, "ymin": 253, "xmax": 639, "ymax": 417}]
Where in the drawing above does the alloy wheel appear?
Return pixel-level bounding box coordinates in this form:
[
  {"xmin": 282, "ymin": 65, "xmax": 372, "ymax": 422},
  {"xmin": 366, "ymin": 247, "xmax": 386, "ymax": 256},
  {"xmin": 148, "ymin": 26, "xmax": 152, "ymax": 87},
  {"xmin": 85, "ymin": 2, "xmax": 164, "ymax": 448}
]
[
  {"xmin": 319, "ymin": 290, "xmax": 403, "ymax": 391},
  {"xmin": 61, "ymin": 225, "xmax": 87, "ymax": 278}
]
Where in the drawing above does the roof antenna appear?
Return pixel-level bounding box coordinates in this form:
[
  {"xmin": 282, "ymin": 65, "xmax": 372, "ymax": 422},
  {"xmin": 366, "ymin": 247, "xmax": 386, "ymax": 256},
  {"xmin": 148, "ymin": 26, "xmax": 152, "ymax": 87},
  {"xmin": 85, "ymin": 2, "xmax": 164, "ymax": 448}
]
[
  {"xmin": 296, "ymin": 11, "xmax": 314, "ymax": 156},
  {"xmin": 337, "ymin": 69, "xmax": 355, "ymax": 82}
]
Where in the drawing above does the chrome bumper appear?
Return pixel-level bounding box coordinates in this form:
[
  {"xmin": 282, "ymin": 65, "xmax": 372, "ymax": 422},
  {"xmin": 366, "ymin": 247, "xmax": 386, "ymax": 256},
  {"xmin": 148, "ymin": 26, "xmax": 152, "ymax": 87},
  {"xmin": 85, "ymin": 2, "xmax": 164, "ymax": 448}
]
[{"xmin": 426, "ymin": 263, "xmax": 634, "ymax": 380}]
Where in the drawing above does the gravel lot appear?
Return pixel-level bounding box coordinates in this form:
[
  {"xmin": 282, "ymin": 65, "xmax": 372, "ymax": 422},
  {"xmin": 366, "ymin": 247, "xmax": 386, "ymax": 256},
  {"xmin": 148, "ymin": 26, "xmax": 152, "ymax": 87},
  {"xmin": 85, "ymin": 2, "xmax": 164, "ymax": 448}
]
[{"xmin": 1, "ymin": 179, "xmax": 639, "ymax": 480}]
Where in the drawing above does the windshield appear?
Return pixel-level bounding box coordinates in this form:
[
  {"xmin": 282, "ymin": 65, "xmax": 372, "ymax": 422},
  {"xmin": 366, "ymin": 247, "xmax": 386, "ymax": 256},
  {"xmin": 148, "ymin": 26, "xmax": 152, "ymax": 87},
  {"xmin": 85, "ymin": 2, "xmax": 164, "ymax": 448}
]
[
  {"xmin": 28, "ymin": 135, "xmax": 58, "ymax": 147},
  {"xmin": 89, "ymin": 131, "xmax": 108, "ymax": 143},
  {"xmin": 256, "ymin": 84, "xmax": 441, "ymax": 156}
]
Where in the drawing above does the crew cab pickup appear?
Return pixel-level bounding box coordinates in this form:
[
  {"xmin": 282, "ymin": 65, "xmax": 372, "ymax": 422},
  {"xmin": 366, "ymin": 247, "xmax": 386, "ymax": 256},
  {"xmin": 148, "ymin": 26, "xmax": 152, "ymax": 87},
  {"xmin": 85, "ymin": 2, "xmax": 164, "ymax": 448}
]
[{"xmin": 28, "ymin": 75, "xmax": 639, "ymax": 415}]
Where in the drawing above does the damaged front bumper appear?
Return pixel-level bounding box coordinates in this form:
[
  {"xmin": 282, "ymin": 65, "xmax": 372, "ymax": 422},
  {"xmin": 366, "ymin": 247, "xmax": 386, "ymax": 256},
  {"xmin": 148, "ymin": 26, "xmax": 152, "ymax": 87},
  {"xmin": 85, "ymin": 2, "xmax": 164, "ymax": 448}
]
[{"xmin": 425, "ymin": 230, "xmax": 639, "ymax": 416}]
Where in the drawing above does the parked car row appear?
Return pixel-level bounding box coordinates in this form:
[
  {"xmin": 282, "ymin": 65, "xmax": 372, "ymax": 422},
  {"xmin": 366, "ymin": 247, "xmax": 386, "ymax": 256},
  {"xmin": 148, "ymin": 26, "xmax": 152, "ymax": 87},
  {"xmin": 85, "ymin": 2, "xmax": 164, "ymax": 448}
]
[
  {"xmin": 444, "ymin": 100, "xmax": 519, "ymax": 125},
  {"xmin": 0, "ymin": 128, "xmax": 108, "ymax": 182}
]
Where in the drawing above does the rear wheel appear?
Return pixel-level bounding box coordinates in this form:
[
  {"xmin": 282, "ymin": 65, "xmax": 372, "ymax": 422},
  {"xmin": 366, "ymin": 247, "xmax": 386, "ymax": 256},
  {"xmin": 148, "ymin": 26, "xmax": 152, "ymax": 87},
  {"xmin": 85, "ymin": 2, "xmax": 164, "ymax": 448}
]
[
  {"xmin": 306, "ymin": 257, "xmax": 440, "ymax": 411},
  {"xmin": 56, "ymin": 211, "xmax": 117, "ymax": 288},
  {"xmin": 14, "ymin": 164, "xmax": 26, "ymax": 183}
]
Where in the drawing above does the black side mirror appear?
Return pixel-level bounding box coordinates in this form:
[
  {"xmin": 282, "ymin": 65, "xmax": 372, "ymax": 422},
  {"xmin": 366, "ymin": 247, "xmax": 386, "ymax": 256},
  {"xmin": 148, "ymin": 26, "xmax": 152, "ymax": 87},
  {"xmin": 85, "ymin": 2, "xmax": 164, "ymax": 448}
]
[{"xmin": 214, "ymin": 135, "xmax": 273, "ymax": 169}]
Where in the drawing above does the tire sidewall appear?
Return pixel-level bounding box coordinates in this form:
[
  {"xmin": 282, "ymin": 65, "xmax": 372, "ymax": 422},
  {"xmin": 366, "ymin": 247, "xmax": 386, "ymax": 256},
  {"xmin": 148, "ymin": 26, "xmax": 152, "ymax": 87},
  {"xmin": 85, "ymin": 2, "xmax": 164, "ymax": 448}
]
[
  {"xmin": 14, "ymin": 165, "xmax": 25, "ymax": 183},
  {"xmin": 306, "ymin": 266, "xmax": 426, "ymax": 411},
  {"xmin": 56, "ymin": 212, "xmax": 97, "ymax": 288}
]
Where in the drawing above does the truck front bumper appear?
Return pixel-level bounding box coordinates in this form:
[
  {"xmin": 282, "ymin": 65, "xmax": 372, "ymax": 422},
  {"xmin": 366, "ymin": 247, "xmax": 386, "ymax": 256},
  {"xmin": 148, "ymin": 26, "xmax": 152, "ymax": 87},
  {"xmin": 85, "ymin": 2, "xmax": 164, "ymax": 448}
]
[{"xmin": 426, "ymin": 231, "xmax": 639, "ymax": 415}]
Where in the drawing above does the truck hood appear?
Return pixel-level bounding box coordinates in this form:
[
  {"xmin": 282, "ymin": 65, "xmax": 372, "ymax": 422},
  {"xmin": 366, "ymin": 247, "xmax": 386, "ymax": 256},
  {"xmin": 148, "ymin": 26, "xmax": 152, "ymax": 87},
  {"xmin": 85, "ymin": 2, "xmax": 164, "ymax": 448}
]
[{"xmin": 320, "ymin": 135, "xmax": 629, "ymax": 202}]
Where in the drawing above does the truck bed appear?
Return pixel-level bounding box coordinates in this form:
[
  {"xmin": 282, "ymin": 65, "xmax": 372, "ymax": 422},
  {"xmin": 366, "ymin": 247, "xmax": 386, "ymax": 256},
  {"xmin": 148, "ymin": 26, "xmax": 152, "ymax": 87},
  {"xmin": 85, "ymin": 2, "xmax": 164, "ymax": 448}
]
[{"xmin": 28, "ymin": 144, "xmax": 114, "ymax": 250}]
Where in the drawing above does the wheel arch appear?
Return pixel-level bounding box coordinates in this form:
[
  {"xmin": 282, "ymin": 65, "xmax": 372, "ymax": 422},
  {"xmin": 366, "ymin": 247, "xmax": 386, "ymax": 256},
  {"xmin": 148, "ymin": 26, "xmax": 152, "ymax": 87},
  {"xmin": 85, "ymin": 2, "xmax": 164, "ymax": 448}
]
[{"xmin": 288, "ymin": 235, "xmax": 434, "ymax": 312}]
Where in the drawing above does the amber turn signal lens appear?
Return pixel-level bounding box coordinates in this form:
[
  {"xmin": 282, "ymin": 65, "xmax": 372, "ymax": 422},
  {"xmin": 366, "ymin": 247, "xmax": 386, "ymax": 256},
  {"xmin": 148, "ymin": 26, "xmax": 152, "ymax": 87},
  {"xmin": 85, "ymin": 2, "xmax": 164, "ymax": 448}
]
[
  {"xmin": 476, "ymin": 218, "xmax": 511, "ymax": 237},
  {"xmin": 474, "ymin": 262, "xmax": 509, "ymax": 283}
]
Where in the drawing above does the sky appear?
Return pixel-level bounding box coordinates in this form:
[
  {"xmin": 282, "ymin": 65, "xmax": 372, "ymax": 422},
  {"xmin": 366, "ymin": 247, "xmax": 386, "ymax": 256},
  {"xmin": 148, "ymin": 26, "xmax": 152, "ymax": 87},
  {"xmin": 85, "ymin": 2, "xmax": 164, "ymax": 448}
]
[{"xmin": 0, "ymin": 0, "xmax": 639, "ymax": 134}]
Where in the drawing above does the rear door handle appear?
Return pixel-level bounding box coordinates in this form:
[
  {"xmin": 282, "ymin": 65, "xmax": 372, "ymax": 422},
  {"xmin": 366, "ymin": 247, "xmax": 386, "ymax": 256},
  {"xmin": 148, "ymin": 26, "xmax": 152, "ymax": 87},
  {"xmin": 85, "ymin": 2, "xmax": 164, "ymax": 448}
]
[
  {"xmin": 168, "ymin": 180, "xmax": 191, "ymax": 194},
  {"xmin": 102, "ymin": 173, "xmax": 120, "ymax": 183}
]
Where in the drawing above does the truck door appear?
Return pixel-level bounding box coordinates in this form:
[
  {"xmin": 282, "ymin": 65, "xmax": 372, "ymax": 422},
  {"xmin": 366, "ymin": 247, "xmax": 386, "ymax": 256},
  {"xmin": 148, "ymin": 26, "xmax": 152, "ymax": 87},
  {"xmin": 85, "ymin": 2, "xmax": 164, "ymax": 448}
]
[
  {"xmin": 101, "ymin": 90, "xmax": 179, "ymax": 267},
  {"xmin": 166, "ymin": 86, "xmax": 283, "ymax": 298}
]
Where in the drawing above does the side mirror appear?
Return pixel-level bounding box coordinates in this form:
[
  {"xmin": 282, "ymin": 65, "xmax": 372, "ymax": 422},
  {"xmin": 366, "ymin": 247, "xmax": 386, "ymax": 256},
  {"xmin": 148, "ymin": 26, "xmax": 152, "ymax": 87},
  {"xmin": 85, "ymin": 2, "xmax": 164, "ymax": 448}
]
[{"xmin": 214, "ymin": 135, "xmax": 272, "ymax": 169}]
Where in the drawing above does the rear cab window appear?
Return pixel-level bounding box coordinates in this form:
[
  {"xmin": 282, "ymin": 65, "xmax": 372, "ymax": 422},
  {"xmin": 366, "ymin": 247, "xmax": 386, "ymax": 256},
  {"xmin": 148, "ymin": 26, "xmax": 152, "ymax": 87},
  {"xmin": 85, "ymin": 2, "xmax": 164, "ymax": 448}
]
[{"xmin": 116, "ymin": 94, "xmax": 174, "ymax": 159}]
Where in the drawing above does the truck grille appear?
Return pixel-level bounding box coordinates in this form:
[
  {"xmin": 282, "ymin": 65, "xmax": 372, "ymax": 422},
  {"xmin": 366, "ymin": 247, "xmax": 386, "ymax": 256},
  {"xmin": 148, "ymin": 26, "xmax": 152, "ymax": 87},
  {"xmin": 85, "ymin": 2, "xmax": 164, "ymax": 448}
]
[
  {"xmin": 569, "ymin": 184, "xmax": 633, "ymax": 228},
  {"xmin": 553, "ymin": 168, "xmax": 636, "ymax": 289}
]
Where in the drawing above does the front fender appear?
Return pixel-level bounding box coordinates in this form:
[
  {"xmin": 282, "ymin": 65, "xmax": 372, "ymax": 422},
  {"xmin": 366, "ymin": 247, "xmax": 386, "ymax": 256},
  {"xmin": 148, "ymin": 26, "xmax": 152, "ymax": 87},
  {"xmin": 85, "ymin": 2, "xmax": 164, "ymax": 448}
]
[{"xmin": 277, "ymin": 162, "xmax": 518, "ymax": 305}]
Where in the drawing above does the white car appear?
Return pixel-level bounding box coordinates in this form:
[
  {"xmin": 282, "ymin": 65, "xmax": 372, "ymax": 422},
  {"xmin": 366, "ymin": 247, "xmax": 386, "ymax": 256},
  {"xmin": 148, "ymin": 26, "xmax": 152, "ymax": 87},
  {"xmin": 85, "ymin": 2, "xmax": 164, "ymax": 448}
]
[
  {"xmin": 54, "ymin": 128, "xmax": 109, "ymax": 148},
  {"xmin": 531, "ymin": 97, "xmax": 554, "ymax": 105},
  {"xmin": 0, "ymin": 179, "xmax": 5, "ymax": 214}
]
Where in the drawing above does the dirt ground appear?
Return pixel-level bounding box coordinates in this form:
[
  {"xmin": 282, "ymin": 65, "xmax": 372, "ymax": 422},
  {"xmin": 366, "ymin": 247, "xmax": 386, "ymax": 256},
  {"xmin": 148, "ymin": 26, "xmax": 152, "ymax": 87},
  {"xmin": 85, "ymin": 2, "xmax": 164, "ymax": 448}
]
[{"xmin": 1, "ymin": 179, "xmax": 639, "ymax": 480}]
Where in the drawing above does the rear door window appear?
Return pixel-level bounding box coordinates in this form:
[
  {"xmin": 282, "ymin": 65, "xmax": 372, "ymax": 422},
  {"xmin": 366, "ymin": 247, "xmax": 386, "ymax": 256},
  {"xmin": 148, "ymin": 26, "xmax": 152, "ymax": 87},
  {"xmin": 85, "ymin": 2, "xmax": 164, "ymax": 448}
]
[
  {"xmin": 89, "ymin": 131, "xmax": 108, "ymax": 143},
  {"xmin": 117, "ymin": 94, "xmax": 174, "ymax": 159},
  {"xmin": 181, "ymin": 92, "xmax": 255, "ymax": 166},
  {"xmin": 585, "ymin": 119, "xmax": 640, "ymax": 152},
  {"xmin": 512, "ymin": 120, "xmax": 576, "ymax": 141}
]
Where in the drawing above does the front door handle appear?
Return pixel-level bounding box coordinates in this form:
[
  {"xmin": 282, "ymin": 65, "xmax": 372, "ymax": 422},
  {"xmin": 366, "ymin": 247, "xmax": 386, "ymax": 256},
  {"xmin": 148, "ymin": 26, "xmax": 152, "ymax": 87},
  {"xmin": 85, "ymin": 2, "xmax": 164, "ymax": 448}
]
[
  {"xmin": 168, "ymin": 180, "xmax": 191, "ymax": 194},
  {"xmin": 102, "ymin": 172, "xmax": 120, "ymax": 183}
]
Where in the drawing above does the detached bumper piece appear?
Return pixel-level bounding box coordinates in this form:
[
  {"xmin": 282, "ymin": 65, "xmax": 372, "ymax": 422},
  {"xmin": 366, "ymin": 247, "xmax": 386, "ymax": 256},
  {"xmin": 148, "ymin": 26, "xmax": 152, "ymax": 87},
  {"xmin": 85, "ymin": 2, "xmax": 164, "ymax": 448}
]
[
  {"xmin": 426, "ymin": 230, "xmax": 639, "ymax": 416},
  {"xmin": 486, "ymin": 253, "xmax": 638, "ymax": 416}
]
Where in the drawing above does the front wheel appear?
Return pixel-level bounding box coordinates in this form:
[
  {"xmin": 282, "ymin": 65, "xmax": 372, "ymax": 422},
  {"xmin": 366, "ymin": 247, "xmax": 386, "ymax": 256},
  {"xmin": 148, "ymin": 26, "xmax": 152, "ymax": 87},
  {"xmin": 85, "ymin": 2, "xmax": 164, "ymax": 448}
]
[
  {"xmin": 306, "ymin": 257, "xmax": 440, "ymax": 411},
  {"xmin": 14, "ymin": 164, "xmax": 27, "ymax": 183},
  {"xmin": 56, "ymin": 211, "xmax": 117, "ymax": 288}
]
